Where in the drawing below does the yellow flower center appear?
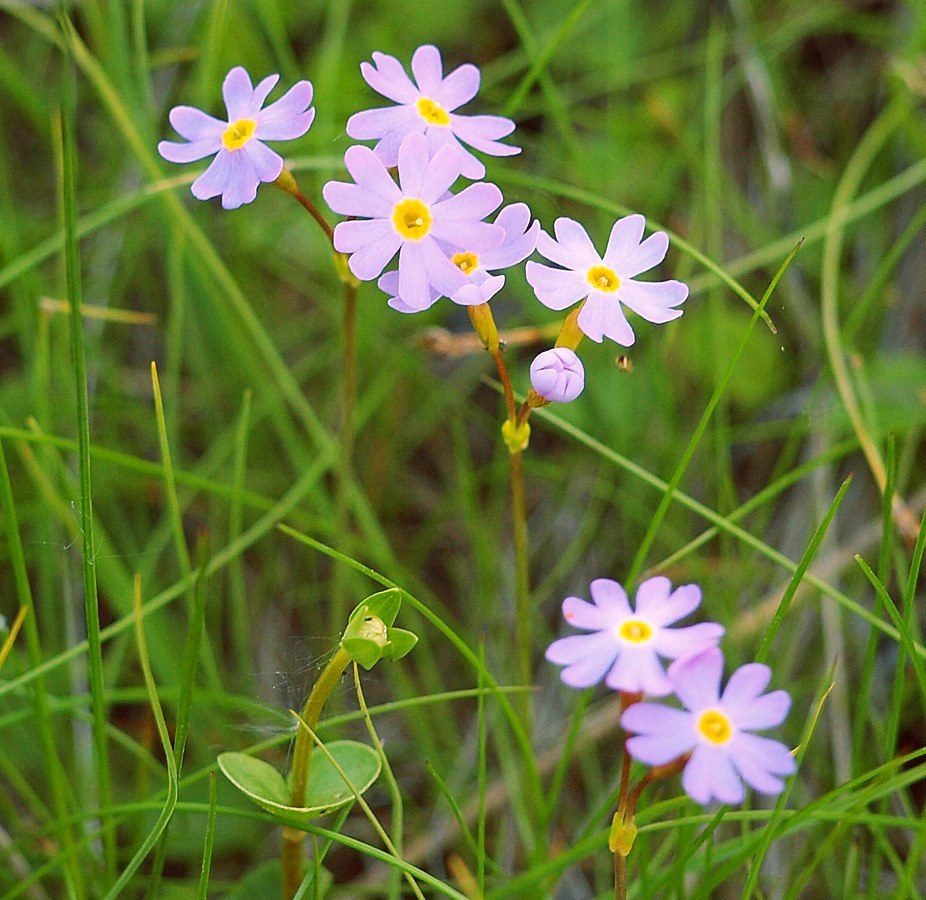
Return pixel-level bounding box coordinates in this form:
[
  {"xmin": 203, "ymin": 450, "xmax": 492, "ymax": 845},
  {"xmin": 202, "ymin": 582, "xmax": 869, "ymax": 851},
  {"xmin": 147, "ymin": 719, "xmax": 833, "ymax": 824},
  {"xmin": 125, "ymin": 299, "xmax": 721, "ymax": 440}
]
[
  {"xmin": 452, "ymin": 251, "xmax": 480, "ymax": 273},
  {"xmin": 392, "ymin": 198, "xmax": 433, "ymax": 241},
  {"xmin": 697, "ymin": 710, "xmax": 732, "ymax": 745},
  {"xmin": 587, "ymin": 265, "xmax": 621, "ymax": 292},
  {"xmin": 618, "ymin": 619, "xmax": 652, "ymax": 643},
  {"xmin": 416, "ymin": 96, "xmax": 451, "ymax": 126},
  {"xmin": 221, "ymin": 118, "xmax": 257, "ymax": 151}
]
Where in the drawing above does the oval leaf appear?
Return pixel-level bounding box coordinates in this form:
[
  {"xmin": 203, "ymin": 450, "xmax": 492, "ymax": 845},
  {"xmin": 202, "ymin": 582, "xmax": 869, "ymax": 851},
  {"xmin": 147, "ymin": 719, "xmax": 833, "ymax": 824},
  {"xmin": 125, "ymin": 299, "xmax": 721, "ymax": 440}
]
[{"xmin": 219, "ymin": 740, "xmax": 381, "ymax": 822}]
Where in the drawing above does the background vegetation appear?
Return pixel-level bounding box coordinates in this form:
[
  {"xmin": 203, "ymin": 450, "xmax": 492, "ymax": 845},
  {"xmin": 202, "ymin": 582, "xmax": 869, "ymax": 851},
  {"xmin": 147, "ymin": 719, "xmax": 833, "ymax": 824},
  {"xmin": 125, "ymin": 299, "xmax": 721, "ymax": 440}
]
[{"xmin": 0, "ymin": 0, "xmax": 925, "ymax": 896}]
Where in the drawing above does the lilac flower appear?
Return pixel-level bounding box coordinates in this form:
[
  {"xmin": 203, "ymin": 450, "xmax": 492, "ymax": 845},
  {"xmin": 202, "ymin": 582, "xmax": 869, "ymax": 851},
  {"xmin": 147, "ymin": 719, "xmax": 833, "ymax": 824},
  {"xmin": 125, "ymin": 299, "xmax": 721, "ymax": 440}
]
[
  {"xmin": 530, "ymin": 348, "xmax": 585, "ymax": 403},
  {"xmin": 323, "ymin": 133, "xmax": 504, "ymax": 311},
  {"xmin": 379, "ymin": 202, "xmax": 539, "ymax": 312},
  {"xmin": 622, "ymin": 647, "xmax": 796, "ymax": 805},
  {"xmin": 346, "ymin": 44, "xmax": 519, "ymax": 180},
  {"xmin": 545, "ymin": 577, "xmax": 723, "ymax": 696},
  {"xmin": 526, "ymin": 215, "xmax": 688, "ymax": 346},
  {"xmin": 157, "ymin": 67, "xmax": 315, "ymax": 210}
]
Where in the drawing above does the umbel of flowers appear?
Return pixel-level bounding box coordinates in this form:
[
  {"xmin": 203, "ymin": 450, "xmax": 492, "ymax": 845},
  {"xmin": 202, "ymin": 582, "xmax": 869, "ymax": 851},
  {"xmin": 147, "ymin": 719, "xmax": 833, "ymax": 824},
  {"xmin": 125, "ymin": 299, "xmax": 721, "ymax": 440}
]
[{"xmin": 546, "ymin": 575, "xmax": 796, "ymax": 873}]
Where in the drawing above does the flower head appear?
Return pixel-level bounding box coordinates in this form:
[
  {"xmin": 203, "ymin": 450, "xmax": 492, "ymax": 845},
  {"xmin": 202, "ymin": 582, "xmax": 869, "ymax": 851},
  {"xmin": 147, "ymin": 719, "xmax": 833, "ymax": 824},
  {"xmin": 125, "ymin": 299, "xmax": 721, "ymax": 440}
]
[
  {"xmin": 621, "ymin": 647, "xmax": 795, "ymax": 805},
  {"xmin": 346, "ymin": 45, "xmax": 520, "ymax": 180},
  {"xmin": 545, "ymin": 577, "xmax": 723, "ymax": 696},
  {"xmin": 530, "ymin": 348, "xmax": 585, "ymax": 403},
  {"xmin": 379, "ymin": 202, "xmax": 539, "ymax": 312},
  {"xmin": 323, "ymin": 133, "xmax": 504, "ymax": 311},
  {"xmin": 157, "ymin": 66, "xmax": 315, "ymax": 209},
  {"xmin": 526, "ymin": 215, "xmax": 688, "ymax": 346}
]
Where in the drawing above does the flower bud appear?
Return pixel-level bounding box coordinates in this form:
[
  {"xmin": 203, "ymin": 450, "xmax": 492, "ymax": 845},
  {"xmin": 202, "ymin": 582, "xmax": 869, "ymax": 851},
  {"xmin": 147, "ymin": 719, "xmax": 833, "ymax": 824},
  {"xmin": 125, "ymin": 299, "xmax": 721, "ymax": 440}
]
[{"xmin": 529, "ymin": 347, "xmax": 584, "ymax": 403}]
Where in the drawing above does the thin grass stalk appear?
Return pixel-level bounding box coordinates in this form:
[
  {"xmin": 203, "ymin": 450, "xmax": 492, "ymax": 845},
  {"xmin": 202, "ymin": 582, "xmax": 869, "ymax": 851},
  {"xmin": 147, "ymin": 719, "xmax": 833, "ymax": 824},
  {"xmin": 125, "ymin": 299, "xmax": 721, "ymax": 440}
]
[
  {"xmin": 625, "ymin": 239, "xmax": 802, "ymax": 584},
  {"xmin": 820, "ymin": 98, "xmax": 920, "ymax": 545},
  {"xmin": 197, "ymin": 773, "xmax": 218, "ymax": 900},
  {"xmin": 103, "ymin": 576, "xmax": 178, "ymax": 899},
  {"xmin": 0, "ymin": 439, "xmax": 84, "ymax": 896},
  {"xmin": 354, "ymin": 665, "xmax": 404, "ymax": 900},
  {"xmin": 58, "ymin": 17, "xmax": 114, "ymax": 874}
]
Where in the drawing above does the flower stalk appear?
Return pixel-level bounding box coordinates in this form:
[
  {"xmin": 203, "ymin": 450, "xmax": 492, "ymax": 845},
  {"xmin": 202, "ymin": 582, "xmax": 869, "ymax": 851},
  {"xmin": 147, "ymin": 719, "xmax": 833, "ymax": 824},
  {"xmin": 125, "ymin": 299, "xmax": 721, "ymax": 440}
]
[{"xmin": 282, "ymin": 646, "xmax": 352, "ymax": 899}]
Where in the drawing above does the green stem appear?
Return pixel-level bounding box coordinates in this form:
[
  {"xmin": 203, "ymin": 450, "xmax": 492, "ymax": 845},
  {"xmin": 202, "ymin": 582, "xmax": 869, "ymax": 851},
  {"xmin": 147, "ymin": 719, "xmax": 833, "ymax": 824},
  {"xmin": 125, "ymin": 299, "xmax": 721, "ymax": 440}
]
[
  {"xmin": 614, "ymin": 853, "xmax": 627, "ymax": 900},
  {"xmin": 282, "ymin": 646, "xmax": 352, "ymax": 899},
  {"xmin": 508, "ymin": 449, "xmax": 531, "ymax": 718}
]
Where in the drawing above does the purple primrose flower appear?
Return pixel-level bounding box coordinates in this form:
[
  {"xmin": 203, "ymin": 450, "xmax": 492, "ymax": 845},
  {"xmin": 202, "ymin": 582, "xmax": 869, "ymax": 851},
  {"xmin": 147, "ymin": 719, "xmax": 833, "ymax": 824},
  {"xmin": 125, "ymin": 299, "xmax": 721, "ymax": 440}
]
[
  {"xmin": 526, "ymin": 215, "xmax": 688, "ymax": 346},
  {"xmin": 621, "ymin": 647, "xmax": 796, "ymax": 805},
  {"xmin": 530, "ymin": 348, "xmax": 585, "ymax": 403},
  {"xmin": 346, "ymin": 44, "xmax": 520, "ymax": 180},
  {"xmin": 158, "ymin": 66, "xmax": 315, "ymax": 209},
  {"xmin": 379, "ymin": 202, "xmax": 539, "ymax": 312},
  {"xmin": 545, "ymin": 577, "xmax": 723, "ymax": 696},
  {"xmin": 323, "ymin": 133, "xmax": 504, "ymax": 311}
]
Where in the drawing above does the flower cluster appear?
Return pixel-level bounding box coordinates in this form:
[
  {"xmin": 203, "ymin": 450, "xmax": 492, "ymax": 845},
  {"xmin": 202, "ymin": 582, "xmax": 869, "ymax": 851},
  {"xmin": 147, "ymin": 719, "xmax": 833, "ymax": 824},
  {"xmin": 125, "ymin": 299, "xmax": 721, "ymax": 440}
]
[
  {"xmin": 157, "ymin": 48, "xmax": 690, "ymax": 407},
  {"xmin": 546, "ymin": 576, "xmax": 795, "ymax": 806}
]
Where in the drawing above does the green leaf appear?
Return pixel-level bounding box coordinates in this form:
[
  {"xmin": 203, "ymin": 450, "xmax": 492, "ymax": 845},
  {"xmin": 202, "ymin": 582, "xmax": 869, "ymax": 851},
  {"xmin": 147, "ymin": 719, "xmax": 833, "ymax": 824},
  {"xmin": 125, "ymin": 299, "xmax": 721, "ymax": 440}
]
[
  {"xmin": 341, "ymin": 634, "xmax": 385, "ymax": 670},
  {"xmin": 218, "ymin": 740, "xmax": 381, "ymax": 821},
  {"xmin": 384, "ymin": 627, "xmax": 418, "ymax": 661},
  {"xmin": 349, "ymin": 588, "xmax": 402, "ymax": 627}
]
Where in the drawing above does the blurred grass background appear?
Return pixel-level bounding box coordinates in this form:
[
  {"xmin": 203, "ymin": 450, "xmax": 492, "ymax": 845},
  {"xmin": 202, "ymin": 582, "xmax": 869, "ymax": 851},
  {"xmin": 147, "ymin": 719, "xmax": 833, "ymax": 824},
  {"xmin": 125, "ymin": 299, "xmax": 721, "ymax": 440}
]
[{"xmin": 0, "ymin": 0, "xmax": 925, "ymax": 896}]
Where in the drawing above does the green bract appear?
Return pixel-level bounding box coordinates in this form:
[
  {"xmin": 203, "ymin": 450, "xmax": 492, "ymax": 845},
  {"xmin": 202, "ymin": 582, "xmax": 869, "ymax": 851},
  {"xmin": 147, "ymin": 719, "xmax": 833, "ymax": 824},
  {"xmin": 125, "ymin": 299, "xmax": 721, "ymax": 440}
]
[{"xmin": 340, "ymin": 588, "xmax": 419, "ymax": 670}]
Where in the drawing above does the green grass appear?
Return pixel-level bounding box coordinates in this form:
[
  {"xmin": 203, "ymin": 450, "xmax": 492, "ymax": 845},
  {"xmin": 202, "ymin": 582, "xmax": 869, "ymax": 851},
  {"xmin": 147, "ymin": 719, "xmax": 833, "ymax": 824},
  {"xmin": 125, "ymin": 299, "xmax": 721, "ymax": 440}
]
[{"xmin": 1, "ymin": 0, "xmax": 925, "ymax": 897}]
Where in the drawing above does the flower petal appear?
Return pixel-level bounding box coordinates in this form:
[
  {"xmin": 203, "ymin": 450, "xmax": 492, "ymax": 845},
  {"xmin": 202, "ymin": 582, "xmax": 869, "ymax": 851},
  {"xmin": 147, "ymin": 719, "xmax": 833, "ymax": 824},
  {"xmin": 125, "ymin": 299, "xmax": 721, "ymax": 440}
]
[
  {"xmin": 158, "ymin": 137, "xmax": 219, "ymax": 164},
  {"xmin": 347, "ymin": 105, "xmax": 420, "ymax": 141},
  {"xmin": 168, "ymin": 105, "xmax": 225, "ymax": 142},
  {"xmin": 419, "ymin": 143, "xmax": 467, "ymax": 203},
  {"xmin": 619, "ymin": 279, "xmax": 688, "ymax": 324},
  {"xmin": 577, "ymin": 295, "xmax": 635, "ymax": 345},
  {"xmin": 482, "ymin": 204, "xmax": 539, "ymax": 270},
  {"xmin": 362, "ymin": 52, "xmax": 420, "ymax": 104},
  {"xmin": 669, "ymin": 647, "xmax": 724, "ymax": 711},
  {"xmin": 435, "ymin": 63, "xmax": 480, "ymax": 111},
  {"xmin": 547, "ymin": 631, "xmax": 621, "ymax": 688},
  {"xmin": 654, "ymin": 622, "xmax": 725, "ymax": 659},
  {"xmin": 222, "ymin": 66, "xmax": 254, "ymax": 121},
  {"xmin": 190, "ymin": 151, "xmax": 233, "ymax": 200},
  {"xmin": 684, "ymin": 744, "xmax": 744, "ymax": 805},
  {"xmin": 562, "ymin": 591, "xmax": 625, "ymax": 630},
  {"xmin": 397, "ymin": 132, "xmax": 431, "ymax": 196},
  {"xmin": 398, "ymin": 241, "xmax": 431, "ymax": 311},
  {"xmin": 638, "ymin": 581, "xmax": 700, "ymax": 626},
  {"xmin": 449, "ymin": 112, "xmax": 519, "ymax": 156},
  {"xmin": 631, "ymin": 576, "xmax": 673, "ymax": 617},
  {"xmin": 256, "ymin": 85, "xmax": 315, "ymax": 140},
  {"xmin": 410, "ymin": 44, "xmax": 445, "ymax": 96},
  {"xmin": 729, "ymin": 732, "xmax": 796, "ymax": 795},
  {"xmin": 617, "ymin": 230, "xmax": 668, "ymax": 278},
  {"xmin": 606, "ymin": 645, "xmax": 672, "ymax": 695},
  {"xmin": 248, "ymin": 74, "xmax": 280, "ymax": 116},
  {"xmin": 526, "ymin": 263, "xmax": 589, "ymax": 311},
  {"xmin": 332, "ymin": 218, "xmax": 393, "ymax": 254},
  {"xmin": 419, "ymin": 237, "xmax": 468, "ymax": 296},
  {"xmin": 345, "ymin": 229, "xmax": 403, "ymax": 282},
  {"xmin": 589, "ymin": 578, "xmax": 633, "ymax": 617},
  {"xmin": 623, "ymin": 705, "xmax": 695, "ymax": 764},
  {"xmin": 452, "ymin": 274, "xmax": 505, "ymax": 306},
  {"xmin": 342, "ymin": 144, "xmax": 403, "ymax": 204},
  {"xmin": 191, "ymin": 149, "xmax": 259, "ymax": 208},
  {"xmin": 243, "ymin": 140, "xmax": 284, "ymax": 183},
  {"xmin": 721, "ymin": 662, "xmax": 772, "ymax": 708},
  {"xmin": 323, "ymin": 180, "xmax": 394, "ymax": 218},
  {"xmin": 604, "ymin": 214, "xmax": 645, "ymax": 262},
  {"xmin": 728, "ymin": 689, "xmax": 792, "ymax": 731}
]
